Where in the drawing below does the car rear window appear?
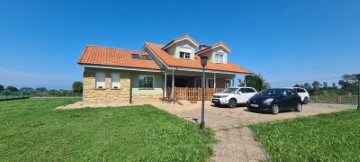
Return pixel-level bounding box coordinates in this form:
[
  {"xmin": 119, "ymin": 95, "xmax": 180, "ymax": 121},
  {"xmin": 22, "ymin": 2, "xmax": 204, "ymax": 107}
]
[
  {"xmin": 240, "ymin": 88, "xmax": 256, "ymax": 93},
  {"xmin": 295, "ymin": 88, "xmax": 306, "ymax": 93},
  {"xmin": 246, "ymin": 88, "xmax": 256, "ymax": 93}
]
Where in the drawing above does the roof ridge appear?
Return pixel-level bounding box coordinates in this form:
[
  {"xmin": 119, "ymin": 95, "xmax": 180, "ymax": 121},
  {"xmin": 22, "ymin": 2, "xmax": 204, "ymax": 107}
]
[
  {"xmin": 87, "ymin": 45, "xmax": 145, "ymax": 54},
  {"xmin": 144, "ymin": 42, "xmax": 165, "ymax": 46}
]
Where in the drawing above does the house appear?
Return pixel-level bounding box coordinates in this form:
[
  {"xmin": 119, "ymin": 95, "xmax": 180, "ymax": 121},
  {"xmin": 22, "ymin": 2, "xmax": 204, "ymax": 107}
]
[{"xmin": 78, "ymin": 35, "xmax": 252, "ymax": 104}]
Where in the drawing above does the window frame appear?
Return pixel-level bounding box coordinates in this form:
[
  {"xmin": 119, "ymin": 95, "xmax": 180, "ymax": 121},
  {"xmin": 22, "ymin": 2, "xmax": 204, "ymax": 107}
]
[
  {"xmin": 111, "ymin": 73, "xmax": 121, "ymax": 89},
  {"xmin": 179, "ymin": 47, "xmax": 192, "ymax": 59},
  {"xmin": 215, "ymin": 52, "xmax": 225, "ymax": 64},
  {"xmin": 95, "ymin": 72, "xmax": 105, "ymax": 89},
  {"xmin": 139, "ymin": 75, "xmax": 155, "ymax": 89}
]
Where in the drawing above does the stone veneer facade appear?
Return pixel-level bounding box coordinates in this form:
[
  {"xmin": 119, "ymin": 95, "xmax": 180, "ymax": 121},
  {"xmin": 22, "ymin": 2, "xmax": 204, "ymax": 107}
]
[
  {"xmin": 132, "ymin": 94, "xmax": 163, "ymax": 103},
  {"xmin": 83, "ymin": 68, "xmax": 163, "ymax": 104},
  {"xmin": 83, "ymin": 68, "xmax": 131, "ymax": 104}
]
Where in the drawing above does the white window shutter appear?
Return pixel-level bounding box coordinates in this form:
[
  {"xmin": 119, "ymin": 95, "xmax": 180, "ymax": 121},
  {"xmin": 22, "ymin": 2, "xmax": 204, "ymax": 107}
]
[
  {"xmin": 179, "ymin": 47, "xmax": 192, "ymax": 53},
  {"xmin": 96, "ymin": 72, "xmax": 105, "ymax": 88},
  {"xmin": 111, "ymin": 73, "xmax": 120, "ymax": 88}
]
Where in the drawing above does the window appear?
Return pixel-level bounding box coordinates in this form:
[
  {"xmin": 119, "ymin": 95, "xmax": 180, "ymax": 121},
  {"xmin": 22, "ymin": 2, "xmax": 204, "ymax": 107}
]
[
  {"xmin": 246, "ymin": 88, "xmax": 256, "ymax": 93},
  {"xmin": 207, "ymin": 78, "xmax": 214, "ymax": 88},
  {"xmin": 225, "ymin": 79, "xmax": 232, "ymax": 88},
  {"xmin": 131, "ymin": 54, "xmax": 141, "ymax": 59},
  {"xmin": 215, "ymin": 53, "xmax": 224, "ymax": 63},
  {"xmin": 240, "ymin": 88, "xmax": 246, "ymax": 93},
  {"xmin": 95, "ymin": 72, "xmax": 105, "ymax": 89},
  {"xmin": 295, "ymin": 88, "xmax": 306, "ymax": 93},
  {"xmin": 179, "ymin": 47, "xmax": 191, "ymax": 59},
  {"xmin": 111, "ymin": 73, "xmax": 120, "ymax": 89},
  {"xmin": 139, "ymin": 75, "xmax": 154, "ymax": 89}
]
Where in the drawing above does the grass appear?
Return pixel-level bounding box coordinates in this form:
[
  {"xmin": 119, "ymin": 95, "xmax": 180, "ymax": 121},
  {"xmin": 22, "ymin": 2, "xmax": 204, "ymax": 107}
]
[
  {"xmin": 0, "ymin": 98, "xmax": 214, "ymax": 161},
  {"xmin": 250, "ymin": 110, "xmax": 360, "ymax": 161}
]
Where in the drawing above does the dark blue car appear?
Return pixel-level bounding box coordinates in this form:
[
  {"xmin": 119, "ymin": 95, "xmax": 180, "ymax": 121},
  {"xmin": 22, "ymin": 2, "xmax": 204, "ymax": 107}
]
[{"xmin": 247, "ymin": 88, "xmax": 302, "ymax": 114}]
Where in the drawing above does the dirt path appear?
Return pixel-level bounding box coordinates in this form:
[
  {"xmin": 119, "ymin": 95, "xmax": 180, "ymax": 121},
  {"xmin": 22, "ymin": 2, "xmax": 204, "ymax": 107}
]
[{"xmin": 153, "ymin": 102, "xmax": 354, "ymax": 162}]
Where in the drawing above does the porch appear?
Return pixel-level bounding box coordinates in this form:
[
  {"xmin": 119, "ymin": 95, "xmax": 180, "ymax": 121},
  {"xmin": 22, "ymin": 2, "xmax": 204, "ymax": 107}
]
[
  {"xmin": 162, "ymin": 70, "xmax": 235, "ymax": 101},
  {"xmin": 165, "ymin": 87, "xmax": 225, "ymax": 101}
]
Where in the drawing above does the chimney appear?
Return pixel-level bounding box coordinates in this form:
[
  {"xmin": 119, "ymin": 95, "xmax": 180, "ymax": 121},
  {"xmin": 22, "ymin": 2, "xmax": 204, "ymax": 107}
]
[{"xmin": 199, "ymin": 45, "xmax": 208, "ymax": 51}]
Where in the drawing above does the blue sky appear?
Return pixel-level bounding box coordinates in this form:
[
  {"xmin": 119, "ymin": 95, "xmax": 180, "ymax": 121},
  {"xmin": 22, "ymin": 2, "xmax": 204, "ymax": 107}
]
[{"xmin": 0, "ymin": 0, "xmax": 359, "ymax": 89}]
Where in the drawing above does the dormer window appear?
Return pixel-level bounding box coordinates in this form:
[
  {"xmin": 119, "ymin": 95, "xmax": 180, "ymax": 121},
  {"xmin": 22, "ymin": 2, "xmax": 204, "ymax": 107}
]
[
  {"xmin": 179, "ymin": 47, "xmax": 191, "ymax": 59},
  {"xmin": 215, "ymin": 53, "xmax": 224, "ymax": 63}
]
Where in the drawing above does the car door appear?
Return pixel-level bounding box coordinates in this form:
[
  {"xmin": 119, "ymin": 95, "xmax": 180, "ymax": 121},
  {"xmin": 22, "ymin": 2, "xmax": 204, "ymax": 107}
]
[
  {"xmin": 279, "ymin": 89, "xmax": 293, "ymax": 110},
  {"xmin": 235, "ymin": 88, "xmax": 247, "ymax": 104},
  {"xmin": 288, "ymin": 89, "xmax": 299, "ymax": 108}
]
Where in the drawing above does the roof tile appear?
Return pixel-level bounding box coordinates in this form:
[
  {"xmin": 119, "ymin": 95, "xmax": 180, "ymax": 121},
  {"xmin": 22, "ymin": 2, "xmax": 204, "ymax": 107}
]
[
  {"xmin": 145, "ymin": 42, "xmax": 252, "ymax": 74},
  {"xmin": 78, "ymin": 45, "xmax": 161, "ymax": 70}
]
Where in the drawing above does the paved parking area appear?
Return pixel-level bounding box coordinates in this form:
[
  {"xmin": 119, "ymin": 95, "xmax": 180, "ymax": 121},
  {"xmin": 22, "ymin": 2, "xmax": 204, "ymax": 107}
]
[
  {"xmin": 153, "ymin": 101, "xmax": 353, "ymax": 130},
  {"xmin": 153, "ymin": 102, "xmax": 355, "ymax": 162}
]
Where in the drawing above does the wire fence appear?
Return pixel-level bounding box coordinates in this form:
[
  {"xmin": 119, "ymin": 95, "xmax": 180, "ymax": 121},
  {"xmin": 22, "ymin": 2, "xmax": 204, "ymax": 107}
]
[
  {"xmin": 0, "ymin": 91, "xmax": 30, "ymax": 101},
  {"xmin": 310, "ymin": 95, "xmax": 358, "ymax": 105}
]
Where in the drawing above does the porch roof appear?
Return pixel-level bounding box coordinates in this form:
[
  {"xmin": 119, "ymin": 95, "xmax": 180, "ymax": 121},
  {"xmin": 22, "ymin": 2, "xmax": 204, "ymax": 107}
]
[{"xmin": 145, "ymin": 42, "xmax": 253, "ymax": 74}]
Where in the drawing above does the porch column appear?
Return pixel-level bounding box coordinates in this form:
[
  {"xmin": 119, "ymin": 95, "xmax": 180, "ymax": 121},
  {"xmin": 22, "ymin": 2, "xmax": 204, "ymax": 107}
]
[
  {"xmin": 164, "ymin": 72, "xmax": 167, "ymax": 98},
  {"xmin": 214, "ymin": 73, "xmax": 216, "ymax": 89},
  {"xmin": 232, "ymin": 76, "xmax": 235, "ymax": 86},
  {"xmin": 171, "ymin": 70, "xmax": 175, "ymax": 99}
]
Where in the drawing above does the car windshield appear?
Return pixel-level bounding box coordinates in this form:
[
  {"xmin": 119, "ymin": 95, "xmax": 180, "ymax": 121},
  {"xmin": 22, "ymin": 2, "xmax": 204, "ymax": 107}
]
[
  {"xmin": 222, "ymin": 88, "xmax": 238, "ymax": 93},
  {"xmin": 258, "ymin": 89, "xmax": 282, "ymax": 96}
]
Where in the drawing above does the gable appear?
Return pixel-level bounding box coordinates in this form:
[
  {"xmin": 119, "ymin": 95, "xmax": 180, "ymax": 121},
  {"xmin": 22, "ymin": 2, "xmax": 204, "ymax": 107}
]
[{"xmin": 166, "ymin": 39, "xmax": 197, "ymax": 60}]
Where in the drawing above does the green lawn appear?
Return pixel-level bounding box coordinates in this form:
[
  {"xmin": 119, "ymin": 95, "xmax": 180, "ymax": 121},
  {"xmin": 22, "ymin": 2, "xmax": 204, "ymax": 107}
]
[
  {"xmin": 251, "ymin": 110, "xmax": 360, "ymax": 161},
  {"xmin": 0, "ymin": 98, "xmax": 214, "ymax": 161}
]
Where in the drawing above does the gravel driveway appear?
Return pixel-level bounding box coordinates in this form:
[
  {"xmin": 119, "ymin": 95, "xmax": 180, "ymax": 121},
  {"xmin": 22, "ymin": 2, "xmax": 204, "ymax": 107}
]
[{"xmin": 153, "ymin": 102, "xmax": 355, "ymax": 162}]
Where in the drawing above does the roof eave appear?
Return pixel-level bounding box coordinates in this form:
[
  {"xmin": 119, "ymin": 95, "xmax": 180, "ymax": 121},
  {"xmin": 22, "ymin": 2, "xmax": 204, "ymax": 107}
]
[{"xmin": 78, "ymin": 63, "xmax": 163, "ymax": 72}]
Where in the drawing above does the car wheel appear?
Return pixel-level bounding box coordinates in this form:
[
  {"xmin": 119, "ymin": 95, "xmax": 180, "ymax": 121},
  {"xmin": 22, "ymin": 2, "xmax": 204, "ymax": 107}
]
[
  {"xmin": 271, "ymin": 104, "xmax": 279, "ymax": 115},
  {"xmin": 295, "ymin": 102, "xmax": 302, "ymax": 112},
  {"xmin": 303, "ymin": 97, "xmax": 309, "ymax": 105},
  {"xmin": 228, "ymin": 99, "xmax": 237, "ymax": 108}
]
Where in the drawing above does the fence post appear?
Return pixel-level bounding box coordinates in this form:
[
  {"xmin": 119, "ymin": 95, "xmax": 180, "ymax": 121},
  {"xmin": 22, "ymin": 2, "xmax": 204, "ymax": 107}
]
[{"xmin": 339, "ymin": 96, "xmax": 342, "ymax": 104}]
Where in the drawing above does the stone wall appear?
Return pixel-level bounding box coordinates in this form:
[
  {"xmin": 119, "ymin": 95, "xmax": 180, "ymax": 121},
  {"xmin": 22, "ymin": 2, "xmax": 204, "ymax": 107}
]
[
  {"xmin": 132, "ymin": 94, "xmax": 163, "ymax": 104},
  {"xmin": 83, "ymin": 68, "xmax": 131, "ymax": 104}
]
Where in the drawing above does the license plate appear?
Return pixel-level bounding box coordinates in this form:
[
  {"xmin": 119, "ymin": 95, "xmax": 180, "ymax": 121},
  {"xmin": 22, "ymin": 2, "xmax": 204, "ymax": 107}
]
[
  {"xmin": 212, "ymin": 99, "xmax": 219, "ymax": 102},
  {"xmin": 250, "ymin": 104, "xmax": 258, "ymax": 107}
]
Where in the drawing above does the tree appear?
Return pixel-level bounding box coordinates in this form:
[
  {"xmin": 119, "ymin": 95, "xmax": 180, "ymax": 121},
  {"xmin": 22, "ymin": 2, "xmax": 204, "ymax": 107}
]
[
  {"xmin": 323, "ymin": 82, "xmax": 328, "ymax": 89},
  {"xmin": 338, "ymin": 74, "xmax": 359, "ymax": 94},
  {"xmin": 0, "ymin": 84, "xmax": 4, "ymax": 92},
  {"xmin": 294, "ymin": 84, "xmax": 302, "ymax": 87},
  {"xmin": 332, "ymin": 82, "xmax": 337, "ymax": 89},
  {"xmin": 244, "ymin": 74, "xmax": 270, "ymax": 91},
  {"xmin": 6, "ymin": 86, "xmax": 19, "ymax": 91},
  {"xmin": 72, "ymin": 81, "xmax": 83, "ymax": 94},
  {"xmin": 311, "ymin": 81, "xmax": 322, "ymax": 95},
  {"xmin": 35, "ymin": 87, "xmax": 47, "ymax": 92},
  {"xmin": 1, "ymin": 90, "xmax": 11, "ymax": 99},
  {"xmin": 259, "ymin": 75, "xmax": 271, "ymax": 89},
  {"xmin": 303, "ymin": 83, "xmax": 312, "ymax": 91},
  {"xmin": 237, "ymin": 78, "xmax": 245, "ymax": 86}
]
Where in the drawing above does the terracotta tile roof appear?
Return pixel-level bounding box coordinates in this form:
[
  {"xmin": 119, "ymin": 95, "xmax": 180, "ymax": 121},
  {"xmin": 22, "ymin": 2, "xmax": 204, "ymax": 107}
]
[
  {"xmin": 145, "ymin": 42, "xmax": 252, "ymax": 74},
  {"xmin": 162, "ymin": 35, "xmax": 200, "ymax": 50},
  {"xmin": 196, "ymin": 42, "xmax": 232, "ymax": 55},
  {"xmin": 78, "ymin": 45, "xmax": 161, "ymax": 70}
]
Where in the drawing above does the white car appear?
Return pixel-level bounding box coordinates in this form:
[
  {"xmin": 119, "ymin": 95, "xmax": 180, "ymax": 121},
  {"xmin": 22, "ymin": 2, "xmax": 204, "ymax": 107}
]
[
  {"xmin": 212, "ymin": 87, "xmax": 258, "ymax": 108},
  {"xmin": 285, "ymin": 87, "xmax": 310, "ymax": 104}
]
